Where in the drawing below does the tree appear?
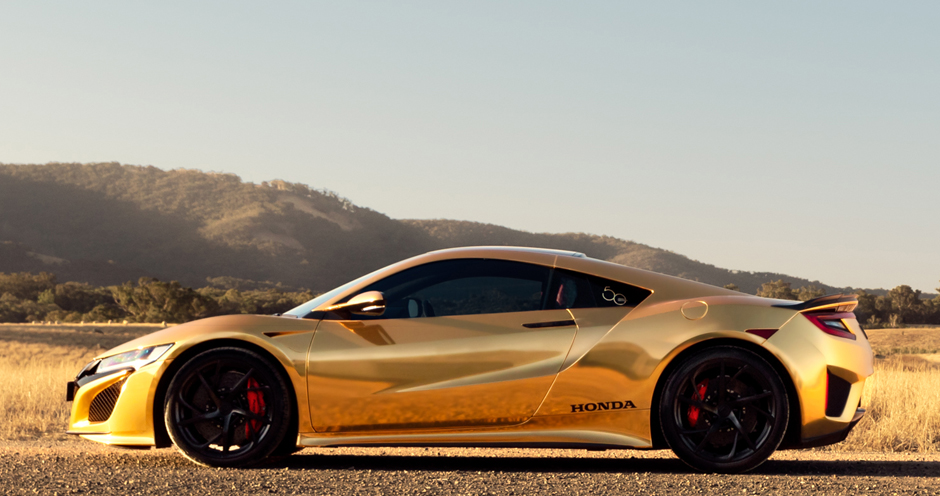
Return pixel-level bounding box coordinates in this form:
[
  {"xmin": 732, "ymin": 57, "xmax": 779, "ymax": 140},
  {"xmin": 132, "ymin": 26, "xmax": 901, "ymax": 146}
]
[
  {"xmin": 82, "ymin": 303, "xmax": 127, "ymax": 322},
  {"xmin": 723, "ymin": 283, "xmax": 740, "ymax": 292},
  {"xmin": 887, "ymin": 313, "xmax": 902, "ymax": 328},
  {"xmin": 53, "ymin": 282, "xmax": 114, "ymax": 313},
  {"xmin": 795, "ymin": 285, "xmax": 825, "ymax": 302},
  {"xmin": 0, "ymin": 272, "xmax": 56, "ymax": 300},
  {"xmin": 854, "ymin": 290, "xmax": 879, "ymax": 326},
  {"xmin": 199, "ymin": 287, "xmax": 314, "ymax": 315},
  {"xmin": 111, "ymin": 277, "xmax": 217, "ymax": 323},
  {"xmin": 0, "ymin": 293, "xmax": 55, "ymax": 322},
  {"xmin": 887, "ymin": 285, "xmax": 922, "ymax": 326},
  {"xmin": 756, "ymin": 280, "xmax": 797, "ymax": 300},
  {"xmin": 932, "ymin": 281, "xmax": 940, "ymax": 323}
]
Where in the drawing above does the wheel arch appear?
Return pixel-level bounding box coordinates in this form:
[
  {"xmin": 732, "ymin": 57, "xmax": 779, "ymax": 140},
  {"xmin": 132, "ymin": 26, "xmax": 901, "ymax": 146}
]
[
  {"xmin": 648, "ymin": 337, "xmax": 802, "ymax": 450},
  {"xmin": 152, "ymin": 338, "xmax": 300, "ymax": 449}
]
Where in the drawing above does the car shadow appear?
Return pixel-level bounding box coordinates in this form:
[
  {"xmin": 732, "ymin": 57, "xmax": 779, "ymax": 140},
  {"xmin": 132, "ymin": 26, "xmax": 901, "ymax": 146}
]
[
  {"xmin": 269, "ymin": 452, "xmax": 940, "ymax": 477},
  {"xmin": 756, "ymin": 458, "xmax": 940, "ymax": 477},
  {"xmin": 274, "ymin": 453, "xmax": 690, "ymax": 473}
]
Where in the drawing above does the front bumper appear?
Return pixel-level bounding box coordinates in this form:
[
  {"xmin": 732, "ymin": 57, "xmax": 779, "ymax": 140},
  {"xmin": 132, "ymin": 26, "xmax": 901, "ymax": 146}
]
[{"xmin": 66, "ymin": 363, "xmax": 166, "ymax": 446}]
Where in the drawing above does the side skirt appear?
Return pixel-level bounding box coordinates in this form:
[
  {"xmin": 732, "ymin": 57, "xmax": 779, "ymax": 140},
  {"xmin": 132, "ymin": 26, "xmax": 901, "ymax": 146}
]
[{"xmin": 298, "ymin": 429, "xmax": 652, "ymax": 450}]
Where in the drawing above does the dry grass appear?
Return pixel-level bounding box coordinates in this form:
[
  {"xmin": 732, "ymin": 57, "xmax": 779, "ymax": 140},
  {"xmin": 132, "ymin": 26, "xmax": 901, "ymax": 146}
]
[
  {"xmin": 866, "ymin": 327, "xmax": 940, "ymax": 356},
  {"xmin": 848, "ymin": 327, "xmax": 940, "ymax": 452},
  {"xmin": 0, "ymin": 342, "xmax": 99, "ymax": 440},
  {"xmin": 0, "ymin": 325, "xmax": 156, "ymax": 440},
  {"xmin": 834, "ymin": 359, "xmax": 940, "ymax": 452}
]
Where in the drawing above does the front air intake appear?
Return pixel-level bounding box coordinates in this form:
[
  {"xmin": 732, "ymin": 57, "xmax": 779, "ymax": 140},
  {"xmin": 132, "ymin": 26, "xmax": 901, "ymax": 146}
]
[{"xmin": 88, "ymin": 378, "xmax": 126, "ymax": 422}]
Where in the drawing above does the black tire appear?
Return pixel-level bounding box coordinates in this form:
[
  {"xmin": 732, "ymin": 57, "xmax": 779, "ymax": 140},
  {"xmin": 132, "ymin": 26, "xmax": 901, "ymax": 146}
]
[
  {"xmin": 164, "ymin": 347, "xmax": 293, "ymax": 467},
  {"xmin": 659, "ymin": 346, "xmax": 788, "ymax": 473}
]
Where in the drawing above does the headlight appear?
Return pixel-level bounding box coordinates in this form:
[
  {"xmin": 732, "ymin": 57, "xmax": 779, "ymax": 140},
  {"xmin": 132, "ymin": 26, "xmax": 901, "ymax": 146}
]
[{"xmin": 96, "ymin": 344, "xmax": 173, "ymax": 375}]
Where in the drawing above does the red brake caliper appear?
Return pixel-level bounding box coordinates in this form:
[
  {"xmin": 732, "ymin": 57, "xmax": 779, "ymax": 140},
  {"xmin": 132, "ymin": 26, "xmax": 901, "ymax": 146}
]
[
  {"xmin": 688, "ymin": 379, "xmax": 709, "ymax": 427},
  {"xmin": 246, "ymin": 377, "xmax": 265, "ymax": 438}
]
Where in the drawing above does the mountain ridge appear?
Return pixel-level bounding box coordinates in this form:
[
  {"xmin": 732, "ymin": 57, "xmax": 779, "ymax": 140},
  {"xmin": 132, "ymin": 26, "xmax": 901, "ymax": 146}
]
[{"xmin": 0, "ymin": 162, "xmax": 908, "ymax": 296}]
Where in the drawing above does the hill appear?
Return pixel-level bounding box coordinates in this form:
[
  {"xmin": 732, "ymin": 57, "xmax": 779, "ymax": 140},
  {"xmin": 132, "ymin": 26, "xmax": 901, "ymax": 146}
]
[{"xmin": 0, "ymin": 162, "xmax": 886, "ymax": 294}]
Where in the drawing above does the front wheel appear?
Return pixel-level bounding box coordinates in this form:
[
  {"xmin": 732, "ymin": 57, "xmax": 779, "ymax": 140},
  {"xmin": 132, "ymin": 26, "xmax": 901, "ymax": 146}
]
[
  {"xmin": 165, "ymin": 347, "xmax": 293, "ymax": 467},
  {"xmin": 659, "ymin": 346, "xmax": 789, "ymax": 473}
]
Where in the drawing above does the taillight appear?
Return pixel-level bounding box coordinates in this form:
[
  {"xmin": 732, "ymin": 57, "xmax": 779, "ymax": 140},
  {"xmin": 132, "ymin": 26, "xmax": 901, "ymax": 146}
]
[{"xmin": 803, "ymin": 312, "xmax": 856, "ymax": 340}]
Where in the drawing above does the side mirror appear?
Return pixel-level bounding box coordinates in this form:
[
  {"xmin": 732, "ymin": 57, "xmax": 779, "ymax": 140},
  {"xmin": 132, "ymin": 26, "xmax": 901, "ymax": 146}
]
[{"xmin": 325, "ymin": 291, "xmax": 386, "ymax": 316}]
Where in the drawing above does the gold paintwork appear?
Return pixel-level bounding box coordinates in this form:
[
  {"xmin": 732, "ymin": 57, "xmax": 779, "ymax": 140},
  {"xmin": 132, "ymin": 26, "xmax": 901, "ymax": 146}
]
[
  {"xmin": 67, "ymin": 315, "xmax": 320, "ymax": 443},
  {"xmin": 67, "ymin": 246, "xmax": 874, "ymax": 454},
  {"xmin": 307, "ymin": 309, "xmax": 576, "ymax": 432}
]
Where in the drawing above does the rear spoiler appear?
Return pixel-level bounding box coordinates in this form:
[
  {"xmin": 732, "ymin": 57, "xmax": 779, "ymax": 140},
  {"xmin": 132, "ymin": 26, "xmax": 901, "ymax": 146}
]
[{"xmin": 772, "ymin": 294, "xmax": 858, "ymax": 313}]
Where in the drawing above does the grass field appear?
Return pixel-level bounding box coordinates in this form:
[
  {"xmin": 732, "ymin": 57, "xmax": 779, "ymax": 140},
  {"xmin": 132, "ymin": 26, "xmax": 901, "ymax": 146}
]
[
  {"xmin": 834, "ymin": 358, "xmax": 940, "ymax": 452},
  {"xmin": 1, "ymin": 325, "xmax": 938, "ymax": 452},
  {"xmin": 830, "ymin": 328, "xmax": 940, "ymax": 452},
  {"xmin": 0, "ymin": 341, "xmax": 98, "ymax": 440},
  {"xmin": 0, "ymin": 325, "xmax": 160, "ymax": 440}
]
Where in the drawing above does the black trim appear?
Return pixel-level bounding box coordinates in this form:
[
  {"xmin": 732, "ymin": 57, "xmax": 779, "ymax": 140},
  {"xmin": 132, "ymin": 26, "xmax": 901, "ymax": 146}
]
[
  {"xmin": 77, "ymin": 359, "xmax": 100, "ymax": 379},
  {"xmin": 772, "ymin": 294, "xmax": 857, "ymax": 311},
  {"xmin": 332, "ymin": 442, "xmax": 629, "ymax": 451},
  {"xmin": 852, "ymin": 407, "xmax": 866, "ymax": 423},
  {"xmin": 75, "ymin": 367, "xmax": 134, "ymax": 388},
  {"xmin": 781, "ymin": 408, "xmax": 865, "ymax": 449},
  {"xmin": 522, "ymin": 320, "xmax": 577, "ymax": 329},
  {"xmin": 304, "ymin": 310, "xmax": 326, "ymax": 320},
  {"xmin": 66, "ymin": 381, "xmax": 76, "ymax": 402},
  {"xmin": 66, "ymin": 430, "xmax": 110, "ymax": 436},
  {"xmin": 825, "ymin": 370, "xmax": 853, "ymax": 417}
]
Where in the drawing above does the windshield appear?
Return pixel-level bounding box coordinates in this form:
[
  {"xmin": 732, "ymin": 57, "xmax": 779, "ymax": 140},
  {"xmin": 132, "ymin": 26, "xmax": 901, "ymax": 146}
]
[{"xmin": 283, "ymin": 272, "xmax": 376, "ymax": 318}]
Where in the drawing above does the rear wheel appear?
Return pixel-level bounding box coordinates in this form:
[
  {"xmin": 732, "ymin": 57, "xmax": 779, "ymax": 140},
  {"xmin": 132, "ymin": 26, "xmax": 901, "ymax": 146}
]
[
  {"xmin": 659, "ymin": 346, "xmax": 788, "ymax": 473},
  {"xmin": 165, "ymin": 347, "xmax": 293, "ymax": 467}
]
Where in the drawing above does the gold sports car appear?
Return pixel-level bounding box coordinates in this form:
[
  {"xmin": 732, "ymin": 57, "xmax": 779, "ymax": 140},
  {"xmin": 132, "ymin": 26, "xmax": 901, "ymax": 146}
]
[{"xmin": 66, "ymin": 247, "xmax": 873, "ymax": 473}]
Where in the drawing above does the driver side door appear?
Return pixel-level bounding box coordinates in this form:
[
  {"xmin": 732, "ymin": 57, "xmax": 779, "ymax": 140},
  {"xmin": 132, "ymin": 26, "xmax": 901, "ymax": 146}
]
[{"xmin": 306, "ymin": 258, "xmax": 578, "ymax": 432}]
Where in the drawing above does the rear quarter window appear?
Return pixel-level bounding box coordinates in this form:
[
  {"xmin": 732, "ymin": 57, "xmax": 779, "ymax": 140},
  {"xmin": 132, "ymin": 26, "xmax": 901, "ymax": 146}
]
[{"xmin": 547, "ymin": 268, "xmax": 651, "ymax": 310}]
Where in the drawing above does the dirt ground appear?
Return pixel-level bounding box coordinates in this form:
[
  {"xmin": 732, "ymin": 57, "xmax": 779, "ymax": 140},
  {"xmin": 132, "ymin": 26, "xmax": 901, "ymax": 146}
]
[{"xmin": 2, "ymin": 439, "xmax": 939, "ymax": 495}]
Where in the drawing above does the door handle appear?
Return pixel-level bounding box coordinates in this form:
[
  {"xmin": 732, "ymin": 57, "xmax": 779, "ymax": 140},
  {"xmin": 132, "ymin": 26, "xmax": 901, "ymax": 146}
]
[{"xmin": 522, "ymin": 319, "xmax": 576, "ymax": 329}]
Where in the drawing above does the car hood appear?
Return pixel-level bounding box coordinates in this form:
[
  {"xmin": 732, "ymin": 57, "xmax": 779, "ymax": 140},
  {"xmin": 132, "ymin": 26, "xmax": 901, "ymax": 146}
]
[{"xmin": 93, "ymin": 314, "xmax": 313, "ymax": 360}]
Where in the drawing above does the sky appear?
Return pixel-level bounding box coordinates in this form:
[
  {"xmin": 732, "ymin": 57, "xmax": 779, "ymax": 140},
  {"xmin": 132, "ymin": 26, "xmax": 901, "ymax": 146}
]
[{"xmin": 1, "ymin": 2, "xmax": 938, "ymax": 292}]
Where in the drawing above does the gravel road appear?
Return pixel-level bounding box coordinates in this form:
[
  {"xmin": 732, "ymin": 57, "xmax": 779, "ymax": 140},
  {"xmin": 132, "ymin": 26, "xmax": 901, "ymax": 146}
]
[{"xmin": 2, "ymin": 440, "xmax": 939, "ymax": 495}]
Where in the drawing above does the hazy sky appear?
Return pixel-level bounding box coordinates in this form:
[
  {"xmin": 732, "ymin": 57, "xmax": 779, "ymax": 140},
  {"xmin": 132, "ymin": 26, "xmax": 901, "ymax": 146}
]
[{"xmin": 1, "ymin": 2, "xmax": 938, "ymax": 292}]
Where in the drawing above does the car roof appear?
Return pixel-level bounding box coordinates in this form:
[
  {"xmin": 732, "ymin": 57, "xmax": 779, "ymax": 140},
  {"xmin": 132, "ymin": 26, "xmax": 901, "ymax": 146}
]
[{"xmin": 426, "ymin": 246, "xmax": 587, "ymax": 259}]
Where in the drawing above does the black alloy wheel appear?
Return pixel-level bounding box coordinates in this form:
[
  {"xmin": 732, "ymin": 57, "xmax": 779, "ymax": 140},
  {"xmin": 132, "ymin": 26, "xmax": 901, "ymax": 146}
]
[
  {"xmin": 165, "ymin": 347, "xmax": 292, "ymax": 467},
  {"xmin": 659, "ymin": 346, "xmax": 788, "ymax": 473}
]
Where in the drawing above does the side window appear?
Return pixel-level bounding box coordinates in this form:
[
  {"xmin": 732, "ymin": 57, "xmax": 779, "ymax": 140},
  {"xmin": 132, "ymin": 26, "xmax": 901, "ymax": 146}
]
[
  {"xmin": 338, "ymin": 259, "xmax": 551, "ymax": 319},
  {"xmin": 547, "ymin": 269, "xmax": 651, "ymax": 310}
]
